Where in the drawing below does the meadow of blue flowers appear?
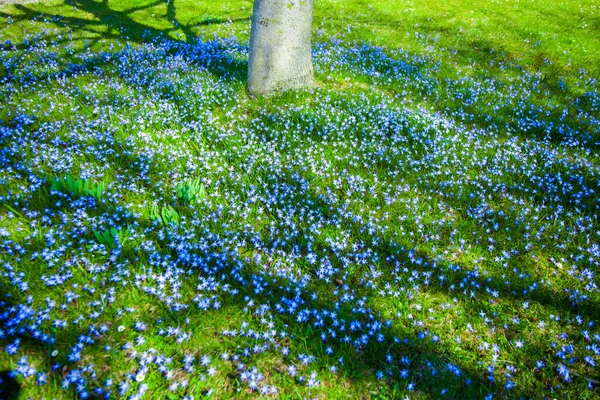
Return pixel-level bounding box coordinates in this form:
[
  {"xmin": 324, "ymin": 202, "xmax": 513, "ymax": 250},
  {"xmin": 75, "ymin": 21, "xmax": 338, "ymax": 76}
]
[{"xmin": 0, "ymin": 10, "xmax": 599, "ymax": 400}]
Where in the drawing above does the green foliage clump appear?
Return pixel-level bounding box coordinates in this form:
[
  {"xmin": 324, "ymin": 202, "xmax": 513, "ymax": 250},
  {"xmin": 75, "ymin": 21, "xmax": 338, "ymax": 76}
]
[
  {"xmin": 176, "ymin": 177, "xmax": 205, "ymax": 203},
  {"xmin": 50, "ymin": 175, "xmax": 104, "ymax": 200},
  {"xmin": 93, "ymin": 227, "xmax": 119, "ymax": 249},
  {"xmin": 149, "ymin": 204, "xmax": 180, "ymax": 225}
]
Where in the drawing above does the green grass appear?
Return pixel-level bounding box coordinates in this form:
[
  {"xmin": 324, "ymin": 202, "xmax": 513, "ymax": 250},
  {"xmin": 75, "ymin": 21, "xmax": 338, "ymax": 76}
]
[
  {"xmin": 0, "ymin": 0, "xmax": 599, "ymax": 399},
  {"xmin": 2, "ymin": 0, "xmax": 599, "ymax": 73}
]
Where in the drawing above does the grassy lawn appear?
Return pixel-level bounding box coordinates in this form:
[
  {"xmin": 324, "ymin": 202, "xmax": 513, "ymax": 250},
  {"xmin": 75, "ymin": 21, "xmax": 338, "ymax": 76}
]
[{"xmin": 0, "ymin": 0, "xmax": 599, "ymax": 398}]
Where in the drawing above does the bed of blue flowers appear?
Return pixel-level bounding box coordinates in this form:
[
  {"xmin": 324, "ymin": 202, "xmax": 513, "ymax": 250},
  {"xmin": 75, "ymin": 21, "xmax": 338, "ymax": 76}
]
[{"xmin": 1, "ymin": 12, "xmax": 599, "ymax": 400}]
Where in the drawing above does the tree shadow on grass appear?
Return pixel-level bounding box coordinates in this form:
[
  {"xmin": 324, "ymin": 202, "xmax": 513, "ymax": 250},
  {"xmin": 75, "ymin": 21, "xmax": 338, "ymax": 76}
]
[
  {"xmin": 0, "ymin": 174, "xmax": 518, "ymax": 397},
  {"xmin": 248, "ymin": 168, "xmax": 599, "ymax": 393},
  {"xmin": 0, "ymin": 0, "xmax": 248, "ymax": 46},
  {"xmin": 2, "ymin": 0, "xmax": 598, "ymax": 153},
  {"xmin": 0, "ymin": 210, "xmax": 577, "ymax": 399},
  {"xmin": 0, "ymin": 2, "xmax": 249, "ymax": 86},
  {"xmin": 225, "ymin": 238, "xmax": 549, "ymax": 397},
  {"xmin": 0, "ymin": 132, "xmax": 593, "ymax": 398},
  {"xmin": 163, "ymin": 169, "xmax": 584, "ymax": 396},
  {"xmin": 0, "ymin": 370, "xmax": 21, "ymax": 400}
]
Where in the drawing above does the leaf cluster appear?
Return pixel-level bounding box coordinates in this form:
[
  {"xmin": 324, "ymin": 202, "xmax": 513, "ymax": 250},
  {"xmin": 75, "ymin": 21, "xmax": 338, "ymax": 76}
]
[
  {"xmin": 176, "ymin": 177, "xmax": 205, "ymax": 204},
  {"xmin": 50, "ymin": 175, "xmax": 104, "ymax": 200},
  {"xmin": 93, "ymin": 227, "xmax": 120, "ymax": 249},
  {"xmin": 150, "ymin": 205, "xmax": 180, "ymax": 225}
]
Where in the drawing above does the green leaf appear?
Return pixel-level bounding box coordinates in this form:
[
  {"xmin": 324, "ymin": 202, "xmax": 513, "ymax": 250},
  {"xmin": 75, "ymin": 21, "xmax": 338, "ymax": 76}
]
[
  {"xmin": 66, "ymin": 175, "xmax": 75, "ymax": 195},
  {"xmin": 50, "ymin": 177, "xmax": 60, "ymax": 192},
  {"xmin": 50, "ymin": 176, "xmax": 105, "ymax": 200},
  {"xmin": 149, "ymin": 205, "xmax": 160, "ymax": 222},
  {"xmin": 93, "ymin": 230, "xmax": 104, "ymax": 243},
  {"xmin": 176, "ymin": 177, "xmax": 206, "ymax": 203},
  {"xmin": 93, "ymin": 228, "xmax": 117, "ymax": 249},
  {"xmin": 74, "ymin": 179, "xmax": 83, "ymax": 195},
  {"xmin": 161, "ymin": 205, "xmax": 179, "ymax": 225}
]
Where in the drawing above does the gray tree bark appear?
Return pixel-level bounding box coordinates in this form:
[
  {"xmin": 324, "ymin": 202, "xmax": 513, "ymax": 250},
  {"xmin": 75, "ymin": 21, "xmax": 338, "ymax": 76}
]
[{"xmin": 247, "ymin": 0, "xmax": 315, "ymax": 96}]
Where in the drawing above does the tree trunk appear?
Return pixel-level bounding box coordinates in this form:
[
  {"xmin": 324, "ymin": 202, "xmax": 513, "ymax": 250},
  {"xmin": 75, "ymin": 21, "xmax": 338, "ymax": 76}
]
[{"xmin": 247, "ymin": 0, "xmax": 315, "ymax": 96}]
